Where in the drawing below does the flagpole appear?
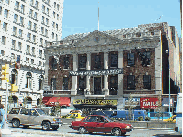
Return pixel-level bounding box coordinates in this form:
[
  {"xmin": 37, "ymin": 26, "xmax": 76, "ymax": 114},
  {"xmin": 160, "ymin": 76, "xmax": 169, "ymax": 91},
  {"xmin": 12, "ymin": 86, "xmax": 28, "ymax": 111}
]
[{"xmin": 98, "ymin": 5, "xmax": 99, "ymax": 31}]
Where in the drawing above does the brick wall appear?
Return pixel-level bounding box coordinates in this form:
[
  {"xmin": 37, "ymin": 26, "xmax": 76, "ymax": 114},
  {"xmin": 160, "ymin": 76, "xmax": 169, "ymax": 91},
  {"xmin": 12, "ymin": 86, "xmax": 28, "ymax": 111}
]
[{"xmin": 123, "ymin": 48, "xmax": 155, "ymax": 94}]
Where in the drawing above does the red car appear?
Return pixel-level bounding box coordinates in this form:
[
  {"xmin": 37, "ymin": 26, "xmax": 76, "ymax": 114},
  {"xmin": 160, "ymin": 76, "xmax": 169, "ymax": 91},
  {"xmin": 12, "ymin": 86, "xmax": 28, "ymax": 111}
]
[{"xmin": 70, "ymin": 115, "xmax": 133, "ymax": 136}]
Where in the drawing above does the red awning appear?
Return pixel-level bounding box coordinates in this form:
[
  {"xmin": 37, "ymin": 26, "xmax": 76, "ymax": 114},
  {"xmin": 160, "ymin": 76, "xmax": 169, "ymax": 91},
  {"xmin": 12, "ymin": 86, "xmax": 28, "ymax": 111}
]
[
  {"xmin": 42, "ymin": 97, "xmax": 52, "ymax": 104},
  {"xmin": 45, "ymin": 97, "xmax": 71, "ymax": 107}
]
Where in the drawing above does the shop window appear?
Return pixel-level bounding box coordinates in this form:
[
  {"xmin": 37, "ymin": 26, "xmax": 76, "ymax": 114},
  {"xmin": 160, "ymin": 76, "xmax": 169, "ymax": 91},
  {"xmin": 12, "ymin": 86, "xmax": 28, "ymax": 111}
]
[
  {"xmin": 79, "ymin": 56, "xmax": 86, "ymax": 69},
  {"xmin": 143, "ymin": 75, "xmax": 151, "ymax": 89},
  {"xmin": 94, "ymin": 55, "xmax": 101, "ymax": 69},
  {"xmin": 63, "ymin": 56, "xmax": 69, "ymax": 69},
  {"xmin": 109, "ymin": 76, "xmax": 118, "ymax": 95},
  {"xmin": 51, "ymin": 78, "xmax": 56, "ymax": 90},
  {"xmin": 63, "ymin": 77, "xmax": 68, "ymax": 90},
  {"xmin": 111, "ymin": 53, "xmax": 118, "ymax": 68},
  {"xmin": 127, "ymin": 53, "xmax": 134, "ymax": 66},
  {"xmin": 51, "ymin": 58, "xmax": 57, "ymax": 70},
  {"xmin": 26, "ymin": 72, "xmax": 32, "ymax": 89},
  {"xmin": 127, "ymin": 75, "xmax": 135, "ymax": 90},
  {"xmin": 38, "ymin": 75, "xmax": 43, "ymax": 90}
]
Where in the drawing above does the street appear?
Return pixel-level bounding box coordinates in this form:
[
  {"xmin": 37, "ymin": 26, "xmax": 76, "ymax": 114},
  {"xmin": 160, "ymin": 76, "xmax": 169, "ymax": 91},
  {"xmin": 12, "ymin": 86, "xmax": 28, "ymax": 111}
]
[{"xmin": 2, "ymin": 124, "xmax": 181, "ymax": 137}]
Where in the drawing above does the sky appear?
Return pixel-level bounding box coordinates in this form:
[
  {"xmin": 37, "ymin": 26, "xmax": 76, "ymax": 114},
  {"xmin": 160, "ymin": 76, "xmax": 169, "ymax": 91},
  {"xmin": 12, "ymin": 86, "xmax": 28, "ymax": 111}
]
[{"xmin": 62, "ymin": 0, "xmax": 181, "ymax": 39}]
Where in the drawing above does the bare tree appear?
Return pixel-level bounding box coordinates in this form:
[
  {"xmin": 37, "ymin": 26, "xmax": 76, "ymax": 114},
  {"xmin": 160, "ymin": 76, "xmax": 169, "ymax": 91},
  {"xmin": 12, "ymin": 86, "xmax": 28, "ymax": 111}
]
[
  {"xmin": 154, "ymin": 93, "xmax": 163, "ymax": 122},
  {"xmin": 125, "ymin": 94, "xmax": 138, "ymax": 120}
]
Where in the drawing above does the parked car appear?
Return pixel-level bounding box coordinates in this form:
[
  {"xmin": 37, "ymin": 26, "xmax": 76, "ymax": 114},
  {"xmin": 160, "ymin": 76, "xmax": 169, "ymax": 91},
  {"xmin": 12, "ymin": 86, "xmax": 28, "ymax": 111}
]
[
  {"xmin": 65, "ymin": 113, "xmax": 85, "ymax": 120},
  {"xmin": 7, "ymin": 107, "xmax": 62, "ymax": 131},
  {"xmin": 163, "ymin": 115, "xmax": 176, "ymax": 122},
  {"xmin": 70, "ymin": 115, "xmax": 133, "ymax": 136}
]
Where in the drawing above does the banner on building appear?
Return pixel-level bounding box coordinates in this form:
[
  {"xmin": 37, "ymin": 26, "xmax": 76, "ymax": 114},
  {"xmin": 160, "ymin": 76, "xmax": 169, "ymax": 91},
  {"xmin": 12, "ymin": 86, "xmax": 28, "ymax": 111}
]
[
  {"xmin": 69, "ymin": 68, "xmax": 123, "ymax": 76},
  {"xmin": 73, "ymin": 99, "xmax": 118, "ymax": 106},
  {"xmin": 140, "ymin": 98, "xmax": 159, "ymax": 109}
]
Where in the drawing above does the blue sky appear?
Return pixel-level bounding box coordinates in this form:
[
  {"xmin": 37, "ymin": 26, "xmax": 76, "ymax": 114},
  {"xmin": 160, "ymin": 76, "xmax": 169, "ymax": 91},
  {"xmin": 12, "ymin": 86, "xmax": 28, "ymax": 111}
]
[{"xmin": 62, "ymin": 0, "xmax": 181, "ymax": 39}]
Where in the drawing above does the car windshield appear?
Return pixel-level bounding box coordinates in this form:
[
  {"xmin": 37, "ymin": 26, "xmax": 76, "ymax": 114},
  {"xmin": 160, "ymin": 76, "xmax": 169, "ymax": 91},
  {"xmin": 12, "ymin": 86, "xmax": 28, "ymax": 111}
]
[
  {"xmin": 104, "ymin": 116, "xmax": 113, "ymax": 122},
  {"xmin": 36, "ymin": 109, "xmax": 46, "ymax": 115}
]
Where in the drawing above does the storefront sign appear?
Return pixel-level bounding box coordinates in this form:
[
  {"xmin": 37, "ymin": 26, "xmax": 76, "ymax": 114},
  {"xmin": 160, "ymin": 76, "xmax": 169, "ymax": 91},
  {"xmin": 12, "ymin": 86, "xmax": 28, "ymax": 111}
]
[
  {"xmin": 73, "ymin": 99, "xmax": 118, "ymax": 106},
  {"xmin": 162, "ymin": 98, "xmax": 174, "ymax": 107},
  {"xmin": 69, "ymin": 68, "xmax": 123, "ymax": 76},
  {"xmin": 124, "ymin": 98, "xmax": 140, "ymax": 106},
  {"xmin": 140, "ymin": 98, "xmax": 159, "ymax": 109}
]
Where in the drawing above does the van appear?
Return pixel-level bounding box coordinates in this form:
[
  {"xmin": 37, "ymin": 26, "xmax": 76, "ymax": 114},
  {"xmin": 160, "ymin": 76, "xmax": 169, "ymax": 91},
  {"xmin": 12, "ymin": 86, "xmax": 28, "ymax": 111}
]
[
  {"xmin": 110, "ymin": 110, "xmax": 147, "ymax": 120},
  {"xmin": 90, "ymin": 110, "xmax": 114, "ymax": 117}
]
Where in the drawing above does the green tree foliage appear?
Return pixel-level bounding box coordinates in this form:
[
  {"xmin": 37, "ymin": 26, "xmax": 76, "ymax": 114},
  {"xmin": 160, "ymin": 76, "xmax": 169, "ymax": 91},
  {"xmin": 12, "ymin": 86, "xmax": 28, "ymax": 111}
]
[{"xmin": 154, "ymin": 93, "xmax": 163, "ymax": 121}]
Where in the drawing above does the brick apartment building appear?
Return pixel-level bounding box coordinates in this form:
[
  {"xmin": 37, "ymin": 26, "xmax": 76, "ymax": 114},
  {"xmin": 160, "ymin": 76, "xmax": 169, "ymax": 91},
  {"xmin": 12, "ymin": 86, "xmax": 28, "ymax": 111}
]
[{"xmin": 43, "ymin": 22, "xmax": 181, "ymax": 113}]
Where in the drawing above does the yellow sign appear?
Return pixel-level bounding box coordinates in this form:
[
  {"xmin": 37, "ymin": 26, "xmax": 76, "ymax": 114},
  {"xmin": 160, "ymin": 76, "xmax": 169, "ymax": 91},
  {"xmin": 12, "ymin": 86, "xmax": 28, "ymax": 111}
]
[{"xmin": 73, "ymin": 99, "xmax": 117, "ymax": 105}]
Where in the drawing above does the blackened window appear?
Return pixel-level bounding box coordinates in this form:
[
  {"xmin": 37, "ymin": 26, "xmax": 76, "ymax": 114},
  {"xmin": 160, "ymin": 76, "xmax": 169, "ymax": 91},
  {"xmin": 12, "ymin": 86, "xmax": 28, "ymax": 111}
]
[
  {"xmin": 51, "ymin": 58, "xmax": 57, "ymax": 70},
  {"xmin": 63, "ymin": 77, "xmax": 68, "ymax": 90},
  {"xmin": 63, "ymin": 56, "xmax": 69, "ymax": 69},
  {"xmin": 94, "ymin": 55, "xmax": 101, "ymax": 69},
  {"xmin": 79, "ymin": 77, "xmax": 86, "ymax": 89},
  {"xmin": 111, "ymin": 54, "xmax": 118, "ymax": 68},
  {"xmin": 127, "ymin": 53, "xmax": 134, "ymax": 66},
  {"xmin": 39, "ymin": 75, "xmax": 44, "ymax": 90},
  {"xmin": 141, "ymin": 51, "xmax": 151, "ymax": 66},
  {"xmin": 79, "ymin": 56, "xmax": 86, "ymax": 69},
  {"xmin": 143, "ymin": 75, "xmax": 151, "ymax": 89},
  {"xmin": 127, "ymin": 75, "xmax": 135, "ymax": 90},
  {"xmin": 51, "ymin": 78, "xmax": 56, "ymax": 90},
  {"xmin": 109, "ymin": 76, "xmax": 118, "ymax": 95}
]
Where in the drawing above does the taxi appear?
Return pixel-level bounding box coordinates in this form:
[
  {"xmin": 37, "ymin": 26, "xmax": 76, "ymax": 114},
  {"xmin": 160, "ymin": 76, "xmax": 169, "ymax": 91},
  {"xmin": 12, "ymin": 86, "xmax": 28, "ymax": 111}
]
[
  {"xmin": 163, "ymin": 115, "xmax": 176, "ymax": 122},
  {"xmin": 66, "ymin": 113, "xmax": 85, "ymax": 120}
]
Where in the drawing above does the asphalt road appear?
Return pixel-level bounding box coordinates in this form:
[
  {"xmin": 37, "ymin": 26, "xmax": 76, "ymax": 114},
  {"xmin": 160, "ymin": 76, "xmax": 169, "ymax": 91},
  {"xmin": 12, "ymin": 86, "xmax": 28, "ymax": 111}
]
[{"xmin": 2, "ymin": 123, "xmax": 181, "ymax": 137}]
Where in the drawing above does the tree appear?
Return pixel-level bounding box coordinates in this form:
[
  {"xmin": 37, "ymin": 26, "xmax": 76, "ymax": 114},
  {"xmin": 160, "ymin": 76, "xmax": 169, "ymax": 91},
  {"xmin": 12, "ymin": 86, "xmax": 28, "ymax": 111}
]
[
  {"xmin": 125, "ymin": 93, "xmax": 138, "ymax": 120},
  {"xmin": 154, "ymin": 93, "xmax": 163, "ymax": 122}
]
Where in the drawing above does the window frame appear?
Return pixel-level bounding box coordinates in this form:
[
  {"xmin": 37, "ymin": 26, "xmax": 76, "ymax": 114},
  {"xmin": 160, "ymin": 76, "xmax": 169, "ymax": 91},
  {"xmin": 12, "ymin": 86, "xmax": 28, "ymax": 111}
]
[
  {"xmin": 110, "ymin": 53, "xmax": 118, "ymax": 68},
  {"xmin": 94, "ymin": 55, "xmax": 101, "ymax": 69}
]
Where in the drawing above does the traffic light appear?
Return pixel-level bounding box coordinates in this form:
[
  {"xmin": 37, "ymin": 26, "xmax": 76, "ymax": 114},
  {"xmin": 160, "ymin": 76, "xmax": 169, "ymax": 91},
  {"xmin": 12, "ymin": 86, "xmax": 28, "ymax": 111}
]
[{"xmin": 1, "ymin": 64, "xmax": 9, "ymax": 82}]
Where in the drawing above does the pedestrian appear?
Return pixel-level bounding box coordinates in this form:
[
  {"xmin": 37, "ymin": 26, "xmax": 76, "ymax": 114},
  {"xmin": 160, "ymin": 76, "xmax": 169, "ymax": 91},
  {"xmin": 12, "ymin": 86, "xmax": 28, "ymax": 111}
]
[{"xmin": 0, "ymin": 104, "xmax": 5, "ymax": 129}]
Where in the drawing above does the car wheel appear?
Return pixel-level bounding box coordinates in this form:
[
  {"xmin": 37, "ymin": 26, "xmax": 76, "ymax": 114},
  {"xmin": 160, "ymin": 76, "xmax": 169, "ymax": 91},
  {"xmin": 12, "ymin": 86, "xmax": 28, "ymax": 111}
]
[
  {"xmin": 23, "ymin": 125, "xmax": 29, "ymax": 128},
  {"xmin": 12, "ymin": 119, "xmax": 20, "ymax": 128},
  {"xmin": 52, "ymin": 125, "xmax": 59, "ymax": 131},
  {"xmin": 79, "ymin": 127, "xmax": 86, "ymax": 134},
  {"xmin": 42, "ymin": 122, "xmax": 51, "ymax": 131},
  {"xmin": 112, "ymin": 127, "xmax": 121, "ymax": 136}
]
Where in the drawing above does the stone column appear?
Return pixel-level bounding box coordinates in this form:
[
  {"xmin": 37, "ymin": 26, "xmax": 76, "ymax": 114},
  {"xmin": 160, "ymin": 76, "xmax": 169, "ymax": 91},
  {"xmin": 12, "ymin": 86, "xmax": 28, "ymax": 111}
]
[
  {"xmin": 118, "ymin": 50, "xmax": 123, "ymax": 96},
  {"xmin": 85, "ymin": 53, "xmax": 91, "ymax": 95},
  {"xmin": 104, "ymin": 52, "xmax": 109, "ymax": 95},
  {"xmin": 71, "ymin": 54, "xmax": 78, "ymax": 95}
]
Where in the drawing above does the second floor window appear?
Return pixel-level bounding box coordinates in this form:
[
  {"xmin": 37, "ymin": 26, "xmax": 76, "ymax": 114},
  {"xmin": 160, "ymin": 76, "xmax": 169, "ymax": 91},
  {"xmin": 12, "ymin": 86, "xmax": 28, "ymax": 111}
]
[
  {"xmin": 15, "ymin": 1, "xmax": 19, "ymax": 10},
  {"xmin": 127, "ymin": 53, "xmax": 134, "ymax": 66},
  {"xmin": 29, "ymin": 9, "xmax": 33, "ymax": 17},
  {"xmin": 111, "ymin": 54, "xmax": 118, "ymax": 67},
  {"xmin": 27, "ymin": 33, "xmax": 31, "ymax": 40},
  {"xmin": 141, "ymin": 51, "xmax": 151, "ymax": 66},
  {"xmin": 42, "ymin": 16, "xmax": 45, "ymax": 24},
  {"xmin": 79, "ymin": 56, "xmax": 86, "ymax": 69},
  {"xmin": 34, "ymin": 12, "xmax": 37, "ymax": 19},
  {"xmin": 2, "ymin": 36, "xmax": 6, "ymax": 45},
  {"xmin": 32, "ymin": 47, "xmax": 35, "ymax": 55},
  {"xmin": 20, "ymin": 16, "xmax": 24, "ymax": 25},
  {"xmin": 14, "ymin": 14, "xmax": 18, "ymax": 22},
  {"xmin": 19, "ymin": 29, "xmax": 23, "ymax": 37},
  {"xmin": 63, "ymin": 56, "xmax": 69, "ymax": 69},
  {"xmin": 28, "ymin": 21, "xmax": 32, "ymax": 29},
  {"xmin": 21, "ymin": 4, "xmax": 25, "ymax": 13},
  {"xmin": 33, "ymin": 23, "xmax": 37, "ymax": 31},
  {"xmin": 18, "ymin": 42, "xmax": 22, "ymax": 50},
  {"xmin": 45, "ymin": 29, "xmax": 48, "ymax": 37},
  {"xmin": 33, "ymin": 35, "xmax": 36, "ymax": 43},
  {"xmin": 3, "ymin": 22, "xmax": 7, "ymax": 31},
  {"xmin": 26, "ymin": 45, "xmax": 30, "ymax": 53},
  {"xmin": 79, "ymin": 76, "xmax": 86, "ymax": 90},
  {"xmin": 143, "ymin": 75, "xmax": 151, "ymax": 89},
  {"xmin": 127, "ymin": 75, "xmax": 135, "ymax": 90},
  {"xmin": 94, "ymin": 55, "xmax": 101, "ymax": 69},
  {"xmin": 13, "ymin": 26, "xmax": 17, "ymax": 36},
  {"xmin": 12, "ymin": 40, "xmax": 16, "ymax": 49}
]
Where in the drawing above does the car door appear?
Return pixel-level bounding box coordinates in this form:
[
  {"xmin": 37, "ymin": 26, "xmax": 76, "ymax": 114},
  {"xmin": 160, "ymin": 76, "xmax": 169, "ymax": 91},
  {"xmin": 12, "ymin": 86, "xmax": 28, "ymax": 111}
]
[
  {"xmin": 83, "ymin": 116, "xmax": 97, "ymax": 132},
  {"xmin": 19, "ymin": 108, "xmax": 29, "ymax": 124},
  {"xmin": 28, "ymin": 109, "xmax": 41, "ymax": 125},
  {"xmin": 95, "ymin": 116, "xmax": 107, "ymax": 132}
]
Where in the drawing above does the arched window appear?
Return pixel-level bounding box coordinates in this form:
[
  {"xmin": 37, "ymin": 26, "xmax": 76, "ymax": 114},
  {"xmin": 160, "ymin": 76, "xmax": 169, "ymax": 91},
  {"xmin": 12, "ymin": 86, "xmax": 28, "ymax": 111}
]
[
  {"xmin": 11, "ymin": 69, "xmax": 18, "ymax": 85},
  {"xmin": 39, "ymin": 75, "xmax": 44, "ymax": 90},
  {"xmin": 26, "ymin": 72, "xmax": 32, "ymax": 89}
]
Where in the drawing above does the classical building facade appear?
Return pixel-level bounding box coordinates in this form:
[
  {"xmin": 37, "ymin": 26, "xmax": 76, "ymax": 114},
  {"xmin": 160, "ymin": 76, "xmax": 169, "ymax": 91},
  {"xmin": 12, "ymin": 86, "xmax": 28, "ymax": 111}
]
[
  {"xmin": 44, "ymin": 22, "xmax": 181, "ymax": 113},
  {"xmin": 0, "ymin": 0, "xmax": 63, "ymax": 108}
]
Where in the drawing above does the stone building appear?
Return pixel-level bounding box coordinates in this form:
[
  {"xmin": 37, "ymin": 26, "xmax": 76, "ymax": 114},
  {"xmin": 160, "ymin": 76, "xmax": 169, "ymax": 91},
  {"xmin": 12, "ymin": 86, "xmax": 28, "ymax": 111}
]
[
  {"xmin": 0, "ymin": 0, "xmax": 63, "ymax": 108},
  {"xmin": 43, "ymin": 22, "xmax": 181, "ymax": 113}
]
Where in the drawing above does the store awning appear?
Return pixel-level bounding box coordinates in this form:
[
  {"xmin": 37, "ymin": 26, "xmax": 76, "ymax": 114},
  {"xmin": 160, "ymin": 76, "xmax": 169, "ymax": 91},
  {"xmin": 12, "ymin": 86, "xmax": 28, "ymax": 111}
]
[
  {"xmin": 42, "ymin": 97, "xmax": 52, "ymax": 104},
  {"xmin": 45, "ymin": 97, "xmax": 71, "ymax": 107}
]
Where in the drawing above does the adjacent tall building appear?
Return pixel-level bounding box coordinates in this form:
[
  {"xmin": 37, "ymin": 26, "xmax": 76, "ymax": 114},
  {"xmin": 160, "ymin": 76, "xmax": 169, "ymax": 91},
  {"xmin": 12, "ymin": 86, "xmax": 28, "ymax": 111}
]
[
  {"xmin": 0, "ymin": 0, "xmax": 64, "ymax": 108},
  {"xmin": 44, "ymin": 22, "xmax": 181, "ymax": 114}
]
